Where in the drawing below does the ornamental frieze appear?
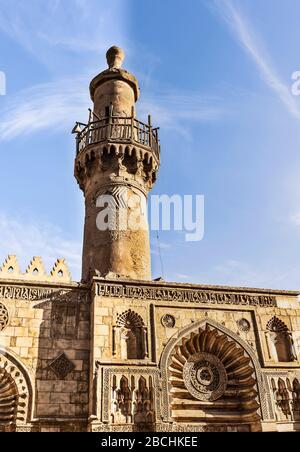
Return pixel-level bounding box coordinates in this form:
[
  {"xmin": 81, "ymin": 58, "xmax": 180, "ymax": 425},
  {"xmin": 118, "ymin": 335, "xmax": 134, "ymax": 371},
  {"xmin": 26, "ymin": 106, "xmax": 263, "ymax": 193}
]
[
  {"xmin": 0, "ymin": 284, "xmax": 89, "ymax": 303},
  {"xmin": 95, "ymin": 283, "xmax": 277, "ymax": 307}
]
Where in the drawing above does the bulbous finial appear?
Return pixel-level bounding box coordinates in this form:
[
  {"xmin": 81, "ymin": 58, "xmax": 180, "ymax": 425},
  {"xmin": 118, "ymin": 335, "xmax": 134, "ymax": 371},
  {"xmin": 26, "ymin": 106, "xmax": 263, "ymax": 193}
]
[{"xmin": 106, "ymin": 46, "xmax": 125, "ymax": 69}]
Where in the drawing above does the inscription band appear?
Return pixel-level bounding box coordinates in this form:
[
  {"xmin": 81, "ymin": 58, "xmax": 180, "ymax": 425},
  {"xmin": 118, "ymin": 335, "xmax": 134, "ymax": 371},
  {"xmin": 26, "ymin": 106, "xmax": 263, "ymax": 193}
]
[
  {"xmin": 96, "ymin": 283, "xmax": 277, "ymax": 307},
  {"xmin": 0, "ymin": 285, "xmax": 89, "ymax": 303}
]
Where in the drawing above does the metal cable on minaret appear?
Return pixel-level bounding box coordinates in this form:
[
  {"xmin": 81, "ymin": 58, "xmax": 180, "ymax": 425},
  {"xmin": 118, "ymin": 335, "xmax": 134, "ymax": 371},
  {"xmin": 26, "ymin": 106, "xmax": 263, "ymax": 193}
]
[{"xmin": 156, "ymin": 231, "xmax": 165, "ymax": 280}]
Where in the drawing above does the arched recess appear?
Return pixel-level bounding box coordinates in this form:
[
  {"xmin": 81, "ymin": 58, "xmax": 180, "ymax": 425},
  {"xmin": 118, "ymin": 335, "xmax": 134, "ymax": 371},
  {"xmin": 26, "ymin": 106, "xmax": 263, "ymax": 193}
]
[
  {"xmin": 0, "ymin": 349, "xmax": 33, "ymax": 431},
  {"xmin": 266, "ymin": 317, "xmax": 296, "ymax": 362},
  {"xmin": 113, "ymin": 310, "xmax": 148, "ymax": 360},
  {"xmin": 160, "ymin": 319, "xmax": 266, "ymax": 430}
]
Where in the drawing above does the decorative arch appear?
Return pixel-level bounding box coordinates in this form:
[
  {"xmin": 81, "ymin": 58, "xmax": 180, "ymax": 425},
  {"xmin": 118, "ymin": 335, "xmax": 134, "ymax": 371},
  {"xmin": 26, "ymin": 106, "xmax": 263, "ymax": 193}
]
[
  {"xmin": 266, "ymin": 317, "xmax": 296, "ymax": 362},
  {"xmin": 292, "ymin": 378, "xmax": 300, "ymax": 419},
  {"xmin": 0, "ymin": 349, "xmax": 33, "ymax": 431},
  {"xmin": 275, "ymin": 378, "xmax": 291, "ymax": 419},
  {"xmin": 110, "ymin": 373, "xmax": 155, "ymax": 427},
  {"xmin": 113, "ymin": 310, "xmax": 148, "ymax": 360},
  {"xmin": 160, "ymin": 319, "xmax": 267, "ymax": 429}
]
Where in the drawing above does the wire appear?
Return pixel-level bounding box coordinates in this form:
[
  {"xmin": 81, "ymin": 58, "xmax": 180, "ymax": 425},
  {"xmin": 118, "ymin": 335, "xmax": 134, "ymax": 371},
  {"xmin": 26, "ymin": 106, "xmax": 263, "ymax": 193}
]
[{"xmin": 156, "ymin": 231, "xmax": 165, "ymax": 279}]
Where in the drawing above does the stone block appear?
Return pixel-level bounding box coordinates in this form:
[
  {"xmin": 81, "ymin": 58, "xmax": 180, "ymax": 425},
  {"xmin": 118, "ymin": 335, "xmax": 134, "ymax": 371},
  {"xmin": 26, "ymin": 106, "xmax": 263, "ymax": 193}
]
[{"xmin": 50, "ymin": 392, "xmax": 71, "ymax": 404}]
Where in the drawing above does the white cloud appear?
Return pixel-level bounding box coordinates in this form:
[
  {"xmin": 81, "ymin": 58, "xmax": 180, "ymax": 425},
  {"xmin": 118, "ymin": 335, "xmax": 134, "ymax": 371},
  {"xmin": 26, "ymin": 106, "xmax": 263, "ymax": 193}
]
[
  {"xmin": 0, "ymin": 213, "xmax": 81, "ymax": 280},
  {"xmin": 174, "ymin": 273, "xmax": 189, "ymax": 280},
  {"xmin": 138, "ymin": 91, "xmax": 226, "ymax": 137},
  {"xmin": 289, "ymin": 212, "xmax": 300, "ymax": 226},
  {"xmin": 0, "ymin": 80, "xmax": 226, "ymax": 141},
  {"xmin": 0, "ymin": 77, "xmax": 90, "ymax": 140},
  {"xmin": 212, "ymin": 258, "xmax": 291, "ymax": 289},
  {"xmin": 0, "ymin": 0, "xmax": 226, "ymax": 142},
  {"xmin": 0, "ymin": 0, "xmax": 129, "ymax": 69},
  {"xmin": 212, "ymin": 0, "xmax": 300, "ymax": 121}
]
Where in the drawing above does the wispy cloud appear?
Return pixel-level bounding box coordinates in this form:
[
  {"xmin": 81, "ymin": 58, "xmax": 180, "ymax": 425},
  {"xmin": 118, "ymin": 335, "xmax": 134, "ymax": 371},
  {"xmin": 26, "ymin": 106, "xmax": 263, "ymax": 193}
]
[
  {"xmin": 0, "ymin": 77, "xmax": 90, "ymax": 140},
  {"xmin": 0, "ymin": 0, "xmax": 226, "ymax": 141},
  {"xmin": 138, "ymin": 91, "xmax": 226, "ymax": 138},
  {"xmin": 211, "ymin": 0, "xmax": 300, "ymax": 121},
  {"xmin": 212, "ymin": 258, "xmax": 292, "ymax": 289},
  {"xmin": 174, "ymin": 273, "xmax": 190, "ymax": 280},
  {"xmin": 0, "ymin": 0, "xmax": 129, "ymax": 71},
  {"xmin": 289, "ymin": 212, "xmax": 300, "ymax": 226},
  {"xmin": 0, "ymin": 0, "xmax": 131, "ymax": 140},
  {"xmin": 0, "ymin": 82, "xmax": 225, "ymax": 141},
  {"xmin": 0, "ymin": 212, "xmax": 81, "ymax": 279}
]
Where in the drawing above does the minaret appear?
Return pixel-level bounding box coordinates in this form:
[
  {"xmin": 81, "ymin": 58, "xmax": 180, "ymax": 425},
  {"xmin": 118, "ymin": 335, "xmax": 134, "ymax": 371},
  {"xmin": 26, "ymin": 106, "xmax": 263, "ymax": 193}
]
[{"xmin": 74, "ymin": 46, "xmax": 160, "ymax": 282}]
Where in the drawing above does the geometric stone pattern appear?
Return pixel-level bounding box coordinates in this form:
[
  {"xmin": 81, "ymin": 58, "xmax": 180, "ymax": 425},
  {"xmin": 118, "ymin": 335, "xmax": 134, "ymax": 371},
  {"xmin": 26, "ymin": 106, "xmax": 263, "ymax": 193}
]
[
  {"xmin": 48, "ymin": 353, "xmax": 75, "ymax": 379},
  {"xmin": 0, "ymin": 302, "xmax": 9, "ymax": 332}
]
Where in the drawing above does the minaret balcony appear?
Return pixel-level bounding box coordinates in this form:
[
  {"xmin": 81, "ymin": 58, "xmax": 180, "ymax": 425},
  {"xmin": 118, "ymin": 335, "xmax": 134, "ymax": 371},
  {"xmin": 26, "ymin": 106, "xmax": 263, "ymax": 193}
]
[{"xmin": 74, "ymin": 114, "xmax": 160, "ymax": 163}]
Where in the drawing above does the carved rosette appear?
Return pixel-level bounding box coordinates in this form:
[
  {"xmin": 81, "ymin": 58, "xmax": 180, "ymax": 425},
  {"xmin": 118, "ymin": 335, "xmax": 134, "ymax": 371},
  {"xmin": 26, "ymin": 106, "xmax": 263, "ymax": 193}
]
[
  {"xmin": 183, "ymin": 352, "xmax": 227, "ymax": 401},
  {"xmin": 161, "ymin": 314, "xmax": 176, "ymax": 328}
]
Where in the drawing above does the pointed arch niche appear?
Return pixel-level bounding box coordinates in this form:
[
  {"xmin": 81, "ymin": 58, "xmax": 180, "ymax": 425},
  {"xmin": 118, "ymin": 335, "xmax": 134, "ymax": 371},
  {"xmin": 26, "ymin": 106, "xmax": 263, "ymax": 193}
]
[
  {"xmin": 266, "ymin": 317, "xmax": 296, "ymax": 363},
  {"xmin": 160, "ymin": 319, "xmax": 265, "ymax": 432},
  {"xmin": 113, "ymin": 310, "xmax": 148, "ymax": 360}
]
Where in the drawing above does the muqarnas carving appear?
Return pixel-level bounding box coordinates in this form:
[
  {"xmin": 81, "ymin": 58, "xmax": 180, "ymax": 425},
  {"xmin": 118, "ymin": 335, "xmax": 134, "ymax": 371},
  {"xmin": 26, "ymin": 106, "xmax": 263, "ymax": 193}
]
[
  {"xmin": 271, "ymin": 377, "xmax": 300, "ymax": 421},
  {"xmin": 111, "ymin": 375, "xmax": 155, "ymax": 425},
  {"xmin": 113, "ymin": 310, "xmax": 148, "ymax": 360}
]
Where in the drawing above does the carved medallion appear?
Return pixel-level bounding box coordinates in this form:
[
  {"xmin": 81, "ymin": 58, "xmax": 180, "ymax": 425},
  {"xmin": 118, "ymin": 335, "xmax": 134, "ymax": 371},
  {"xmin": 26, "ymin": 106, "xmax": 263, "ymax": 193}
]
[
  {"xmin": 0, "ymin": 302, "xmax": 9, "ymax": 332},
  {"xmin": 237, "ymin": 318, "xmax": 251, "ymax": 332},
  {"xmin": 183, "ymin": 352, "xmax": 227, "ymax": 401},
  {"xmin": 161, "ymin": 314, "xmax": 176, "ymax": 328}
]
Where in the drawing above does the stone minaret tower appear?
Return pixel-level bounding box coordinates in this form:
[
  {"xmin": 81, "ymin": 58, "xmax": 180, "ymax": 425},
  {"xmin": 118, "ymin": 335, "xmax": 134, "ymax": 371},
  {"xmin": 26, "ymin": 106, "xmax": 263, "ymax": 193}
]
[{"xmin": 74, "ymin": 46, "xmax": 160, "ymax": 282}]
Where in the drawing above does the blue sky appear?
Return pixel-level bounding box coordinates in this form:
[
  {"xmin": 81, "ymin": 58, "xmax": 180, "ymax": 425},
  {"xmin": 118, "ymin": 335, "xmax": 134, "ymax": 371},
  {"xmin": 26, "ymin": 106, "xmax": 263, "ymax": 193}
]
[{"xmin": 1, "ymin": 0, "xmax": 300, "ymax": 289}]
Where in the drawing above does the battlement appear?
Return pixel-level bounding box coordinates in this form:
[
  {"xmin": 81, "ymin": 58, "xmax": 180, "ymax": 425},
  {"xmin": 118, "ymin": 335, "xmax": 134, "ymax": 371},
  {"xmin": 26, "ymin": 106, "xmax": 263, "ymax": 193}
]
[{"xmin": 0, "ymin": 255, "xmax": 72, "ymax": 283}]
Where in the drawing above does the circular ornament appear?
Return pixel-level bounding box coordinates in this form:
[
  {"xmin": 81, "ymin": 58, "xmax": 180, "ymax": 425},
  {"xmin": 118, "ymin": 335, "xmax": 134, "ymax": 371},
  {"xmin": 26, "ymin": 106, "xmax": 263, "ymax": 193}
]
[
  {"xmin": 237, "ymin": 318, "xmax": 251, "ymax": 332},
  {"xmin": 183, "ymin": 352, "xmax": 227, "ymax": 401},
  {"xmin": 161, "ymin": 314, "xmax": 176, "ymax": 328}
]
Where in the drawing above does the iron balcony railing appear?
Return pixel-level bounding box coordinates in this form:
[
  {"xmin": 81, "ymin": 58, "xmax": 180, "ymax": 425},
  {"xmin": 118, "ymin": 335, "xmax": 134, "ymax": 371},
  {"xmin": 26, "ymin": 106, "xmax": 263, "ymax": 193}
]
[{"xmin": 75, "ymin": 114, "xmax": 160, "ymax": 161}]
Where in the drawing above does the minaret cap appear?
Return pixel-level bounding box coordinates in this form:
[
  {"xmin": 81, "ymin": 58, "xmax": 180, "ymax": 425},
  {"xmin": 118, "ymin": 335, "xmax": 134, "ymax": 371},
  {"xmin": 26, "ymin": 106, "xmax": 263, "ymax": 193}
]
[
  {"xmin": 89, "ymin": 46, "xmax": 140, "ymax": 102},
  {"xmin": 106, "ymin": 46, "xmax": 125, "ymax": 69}
]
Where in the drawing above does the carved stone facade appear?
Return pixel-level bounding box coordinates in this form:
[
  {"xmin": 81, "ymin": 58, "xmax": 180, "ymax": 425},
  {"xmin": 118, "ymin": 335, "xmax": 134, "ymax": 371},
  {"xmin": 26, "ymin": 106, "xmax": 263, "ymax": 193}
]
[
  {"xmin": 1, "ymin": 47, "xmax": 300, "ymax": 433},
  {"xmin": 0, "ymin": 263, "xmax": 300, "ymax": 432}
]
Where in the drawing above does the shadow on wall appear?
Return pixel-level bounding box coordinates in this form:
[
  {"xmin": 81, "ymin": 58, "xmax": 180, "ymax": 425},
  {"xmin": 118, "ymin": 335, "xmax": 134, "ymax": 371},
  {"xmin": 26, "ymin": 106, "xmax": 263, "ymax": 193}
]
[{"xmin": 34, "ymin": 289, "xmax": 90, "ymax": 432}]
